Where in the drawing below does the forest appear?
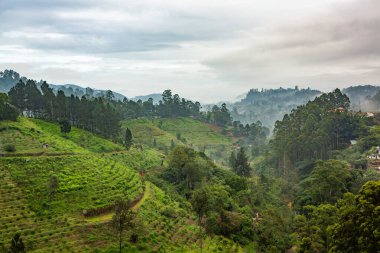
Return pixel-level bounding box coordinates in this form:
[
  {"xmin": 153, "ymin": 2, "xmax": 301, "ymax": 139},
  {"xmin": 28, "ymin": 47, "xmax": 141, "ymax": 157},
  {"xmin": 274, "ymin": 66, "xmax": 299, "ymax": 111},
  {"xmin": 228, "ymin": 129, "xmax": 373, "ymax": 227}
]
[{"xmin": 0, "ymin": 79, "xmax": 380, "ymax": 252}]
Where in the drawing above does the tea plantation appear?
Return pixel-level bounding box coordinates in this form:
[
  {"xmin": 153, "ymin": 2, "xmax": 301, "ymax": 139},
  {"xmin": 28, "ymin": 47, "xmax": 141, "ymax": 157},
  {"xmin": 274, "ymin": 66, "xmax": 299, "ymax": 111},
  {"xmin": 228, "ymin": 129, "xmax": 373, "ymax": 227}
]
[{"xmin": 0, "ymin": 117, "xmax": 243, "ymax": 252}]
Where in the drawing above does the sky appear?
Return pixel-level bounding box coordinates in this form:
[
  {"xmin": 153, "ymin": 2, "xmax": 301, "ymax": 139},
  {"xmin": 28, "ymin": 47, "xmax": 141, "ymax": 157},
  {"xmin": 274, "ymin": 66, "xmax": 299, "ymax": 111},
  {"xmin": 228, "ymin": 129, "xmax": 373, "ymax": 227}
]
[{"xmin": 0, "ymin": 0, "xmax": 379, "ymax": 102}]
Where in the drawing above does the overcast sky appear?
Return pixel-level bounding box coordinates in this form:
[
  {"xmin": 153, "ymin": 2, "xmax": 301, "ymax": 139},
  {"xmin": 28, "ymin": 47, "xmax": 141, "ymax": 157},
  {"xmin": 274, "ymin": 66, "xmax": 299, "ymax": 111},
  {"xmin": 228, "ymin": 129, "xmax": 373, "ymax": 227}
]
[{"xmin": 0, "ymin": 0, "xmax": 379, "ymax": 102}]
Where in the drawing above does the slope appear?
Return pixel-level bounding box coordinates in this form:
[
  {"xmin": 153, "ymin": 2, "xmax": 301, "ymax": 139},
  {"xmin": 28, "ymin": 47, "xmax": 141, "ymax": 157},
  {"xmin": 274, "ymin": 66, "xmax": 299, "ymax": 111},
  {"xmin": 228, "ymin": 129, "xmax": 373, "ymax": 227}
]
[{"xmin": 121, "ymin": 117, "xmax": 235, "ymax": 164}]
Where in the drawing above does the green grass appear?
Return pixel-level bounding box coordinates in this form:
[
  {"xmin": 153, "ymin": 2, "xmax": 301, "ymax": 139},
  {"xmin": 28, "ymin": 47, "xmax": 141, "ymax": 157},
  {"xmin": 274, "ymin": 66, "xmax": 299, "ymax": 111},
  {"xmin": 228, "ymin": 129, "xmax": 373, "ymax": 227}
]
[
  {"xmin": 121, "ymin": 117, "xmax": 235, "ymax": 164},
  {"xmin": 0, "ymin": 117, "xmax": 88, "ymax": 154},
  {"xmin": 0, "ymin": 117, "xmax": 124, "ymax": 155},
  {"xmin": 31, "ymin": 119, "xmax": 124, "ymax": 153}
]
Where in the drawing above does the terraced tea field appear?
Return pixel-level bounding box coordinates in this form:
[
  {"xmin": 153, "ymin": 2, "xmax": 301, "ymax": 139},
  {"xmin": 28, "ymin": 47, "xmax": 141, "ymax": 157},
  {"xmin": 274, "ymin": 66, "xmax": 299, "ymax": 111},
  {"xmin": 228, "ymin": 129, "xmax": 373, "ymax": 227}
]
[
  {"xmin": 0, "ymin": 118, "xmax": 123, "ymax": 155},
  {"xmin": 0, "ymin": 154, "xmax": 144, "ymax": 252}
]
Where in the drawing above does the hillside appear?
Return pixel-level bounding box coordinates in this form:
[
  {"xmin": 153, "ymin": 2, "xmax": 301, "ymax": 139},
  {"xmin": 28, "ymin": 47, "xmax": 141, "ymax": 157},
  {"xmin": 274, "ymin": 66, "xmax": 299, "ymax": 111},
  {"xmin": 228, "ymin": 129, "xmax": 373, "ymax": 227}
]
[
  {"xmin": 342, "ymin": 85, "xmax": 380, "ymax": 111},
  {"xmin": 0, "ymin": 117, "xmax": 244, "ymax": 252},
  {"xmin": 121, "ymin": 117, "xmax": 235, "ymax": 164},
  {"xmin": 227, "ymin": 87, "xmax": 322, "ymax": 128},
  {"xmin": 0, "ymin": 69, "xmax": 126, "ymax": 101}
]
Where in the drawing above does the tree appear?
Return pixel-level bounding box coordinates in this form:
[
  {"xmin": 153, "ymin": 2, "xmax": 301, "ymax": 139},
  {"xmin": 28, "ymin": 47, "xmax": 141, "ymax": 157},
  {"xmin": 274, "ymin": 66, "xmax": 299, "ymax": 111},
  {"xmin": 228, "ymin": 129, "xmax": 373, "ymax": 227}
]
[
  {"xmin": 330, "ymin": 181, "xmax": 380, "ymax": 253},
  {"xmin": 294, "ymin": 204, "xmax": 338, "ymax": 252},
  {"xmin": 8, "ymin": 80, "xmax": 26, "ymax": 111},
  {"xmin": 9, "ymin": 233, "xmax": 25, "ymax": 253},
  {"xmin": 229, "ymin": 151, "xmax": 236, "ymax": 168},
  {"xmin": 0, "ymin": 93, "xmax": 18, "ymax": 121},
  {"xmin": 59, "ymin": 119, "xmax": 71, "ymax": 134},
  {"xmin": 233, "ymin": 148, "xmax": 251, "ymax": 177},
  {"xmin": 164, "ymin": 147, "xmax": 212, "ymax": 193},
  {"xmin": 297, "ymin": 160, "xmax": 353, "ymax": 206},
  {"xmin": 191, "ymin": 186, "xmax": 210, "ymax": 253},
  {"xmin": 111, "ymin": 199, "xmax": 136, "ymax": 253},
  {"xmin": 125, "ymin": 128, "xmax": 133, "ymax": 150}
]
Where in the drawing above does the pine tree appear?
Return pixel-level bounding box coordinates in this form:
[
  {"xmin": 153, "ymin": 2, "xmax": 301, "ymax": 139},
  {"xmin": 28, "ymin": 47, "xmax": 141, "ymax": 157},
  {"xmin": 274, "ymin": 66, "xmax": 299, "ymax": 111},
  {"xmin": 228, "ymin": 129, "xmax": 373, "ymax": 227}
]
[
  {"xmin": 229, "ymin": 151, "xmax": 236, "ymax": 168},
  {"xmin": 125, "ymin": 128, "xmax": 133, "ymax": 150},
  {"xmin": 233, "ymin": 147, "xmax": 251, "ymax": 177}
]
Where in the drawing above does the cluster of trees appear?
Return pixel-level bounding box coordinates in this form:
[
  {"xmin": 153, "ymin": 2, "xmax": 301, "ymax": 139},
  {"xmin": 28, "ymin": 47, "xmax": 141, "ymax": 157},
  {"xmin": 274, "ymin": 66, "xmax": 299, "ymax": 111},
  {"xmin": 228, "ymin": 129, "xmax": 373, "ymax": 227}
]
[
  {"xmin": 229, "ymin": 148, "xmax": 252, "ymax": 177},
  {"xmin": 156, "ymin": 90, "xmax": 201, "ymax": 118},
  {"xmin": 6, "ymin": 79, "xmax": 234, "ymax": 139},
  {"xmin": 271, "ymin": 89, "xmax": 368, "ymax": 174},
  {"xmin": 294, "ymin": 180, "xmax": 380, "ymax": 253},
  {"xmin": 232, "ymin": 120, "xmax": 269, "ymax": 157},
  {"xmin": 8, "ymin": 80, "xmax": 121, "ymax": 139},
  {"xmin": 204, "ymin": 103, "xmax": 232, "ymax": 126},
  {"xmin": 159, "ymin": 146, "xmax": 281, "ymax": 251}
]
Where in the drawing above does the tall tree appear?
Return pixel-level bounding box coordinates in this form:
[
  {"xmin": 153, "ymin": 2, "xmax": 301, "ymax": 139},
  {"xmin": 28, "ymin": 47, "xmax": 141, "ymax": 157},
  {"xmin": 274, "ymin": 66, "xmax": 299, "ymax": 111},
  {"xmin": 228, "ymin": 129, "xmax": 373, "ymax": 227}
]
[
  {"xmin": 111, "ymin": 199, "xmax": 136, "ymax": 253},
  {"xmin": 191, "ymin": 186, "xmax": 210, "ymax": 253},
  {"xmin": 125, "ymin": 128, "xmax": 133, "ymax": 150},
  {"xmin": 233, "ymin": 147, "xmax": 251, "ymax": 177}
]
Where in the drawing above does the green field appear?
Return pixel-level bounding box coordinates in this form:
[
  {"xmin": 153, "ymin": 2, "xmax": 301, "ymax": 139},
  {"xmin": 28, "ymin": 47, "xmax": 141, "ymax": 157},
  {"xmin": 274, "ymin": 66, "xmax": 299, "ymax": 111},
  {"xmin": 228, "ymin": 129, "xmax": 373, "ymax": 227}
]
[{"xmin": 121, "ymin": 117, "xmax": 235, "ymax": 164}]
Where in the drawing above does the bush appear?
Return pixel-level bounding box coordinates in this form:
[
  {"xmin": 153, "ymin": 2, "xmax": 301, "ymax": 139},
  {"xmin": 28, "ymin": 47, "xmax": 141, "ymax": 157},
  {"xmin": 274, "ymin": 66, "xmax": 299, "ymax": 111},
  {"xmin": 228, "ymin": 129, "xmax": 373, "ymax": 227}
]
[{"xmin": 4, "ymin": 144, "xmax": 16, "ymax": 152}]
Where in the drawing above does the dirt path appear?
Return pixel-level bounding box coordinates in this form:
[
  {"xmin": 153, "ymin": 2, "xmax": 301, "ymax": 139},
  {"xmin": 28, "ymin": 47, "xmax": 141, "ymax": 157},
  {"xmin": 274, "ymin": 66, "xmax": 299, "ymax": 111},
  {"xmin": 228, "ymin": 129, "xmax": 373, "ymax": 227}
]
[{"xmin": 84, "ymin": 182, "xmax": 152, "ymax": 223}]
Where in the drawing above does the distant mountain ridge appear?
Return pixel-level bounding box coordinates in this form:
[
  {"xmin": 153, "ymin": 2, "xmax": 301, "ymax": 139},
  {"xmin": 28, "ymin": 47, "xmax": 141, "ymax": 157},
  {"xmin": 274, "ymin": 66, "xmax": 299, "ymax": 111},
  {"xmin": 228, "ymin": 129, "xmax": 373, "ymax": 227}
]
[
  {"xmin": 131, "ymin": 93, "xmax": 162, "ymax": 104},
  {"xmin": 342, "ymin": 85, "xmax": 380, "ymax": 111},
  {"xmin": 0, "ymin": 69, "xmax": 127, "ymax": 101},
  {"xmin": 228, "ymin": 87, "xmax": 322, "ymax": 129},
  {"xmin": 227, "ymin": 85, "xmax": 380, "ymax": 129}
]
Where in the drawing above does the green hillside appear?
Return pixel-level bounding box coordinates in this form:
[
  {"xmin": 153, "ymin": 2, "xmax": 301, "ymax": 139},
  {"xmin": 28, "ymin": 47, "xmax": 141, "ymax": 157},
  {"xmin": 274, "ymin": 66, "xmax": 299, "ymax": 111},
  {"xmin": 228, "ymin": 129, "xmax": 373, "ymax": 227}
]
[
  {"xmin": 121, "ymin": 117, "xmax": 235, "ymax": 163},
  {"xmin": 0, "ymin": 118, "xmax": 123, "ymax": 155},
  {"xmin": 0, "ymin": 117, "xmax": 241, "ymax": 252}
]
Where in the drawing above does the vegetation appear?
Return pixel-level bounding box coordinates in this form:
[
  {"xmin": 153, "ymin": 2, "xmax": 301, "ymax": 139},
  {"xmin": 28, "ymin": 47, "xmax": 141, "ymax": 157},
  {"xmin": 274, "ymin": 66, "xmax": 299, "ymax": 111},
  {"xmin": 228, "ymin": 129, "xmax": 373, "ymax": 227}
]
[
  {"xmin": 111, "ymin": 199, "xmax": 136, "ymax": 253},
  {"xmin": 1, "ymin": 83, "xmax": 380, "ymax": 252}
]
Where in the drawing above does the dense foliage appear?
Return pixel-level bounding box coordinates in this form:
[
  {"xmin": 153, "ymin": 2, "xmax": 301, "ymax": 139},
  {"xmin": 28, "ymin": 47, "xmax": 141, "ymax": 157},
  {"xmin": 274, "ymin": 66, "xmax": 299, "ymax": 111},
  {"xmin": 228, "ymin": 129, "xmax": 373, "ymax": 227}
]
[
  {"xmin": 0, "ymin": 93, "xmax": 18, "ymax": 121},
  {"xmin": 271, "ymin": 89, "xmax": 368, "ymax": 174}
]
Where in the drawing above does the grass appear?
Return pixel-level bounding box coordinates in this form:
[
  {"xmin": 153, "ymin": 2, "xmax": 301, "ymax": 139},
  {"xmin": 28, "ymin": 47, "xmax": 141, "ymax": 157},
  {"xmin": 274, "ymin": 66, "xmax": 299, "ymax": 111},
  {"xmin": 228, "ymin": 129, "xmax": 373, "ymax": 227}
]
[
  {"xmin": 121, "ymin": 117, "xmax": 235, "ymax": 164},
  {"xmin": 0, "ymin": 118, "xmax": 124, "ymax": 155},
  {"xmin": 0, "ymin": 118, "xmax": 88, "ymax": 154},
  {"xmin": 31, "ymin": 119, "xmax": 124, "ymax": 153}
]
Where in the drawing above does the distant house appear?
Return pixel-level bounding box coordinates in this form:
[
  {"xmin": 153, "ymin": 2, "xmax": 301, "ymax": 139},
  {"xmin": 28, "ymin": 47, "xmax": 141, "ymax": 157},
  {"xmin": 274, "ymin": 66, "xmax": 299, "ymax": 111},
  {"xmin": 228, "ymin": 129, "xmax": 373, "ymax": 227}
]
[{"xmin": 329, "ymin": 107, "xmax": 346, "ymax": 113}]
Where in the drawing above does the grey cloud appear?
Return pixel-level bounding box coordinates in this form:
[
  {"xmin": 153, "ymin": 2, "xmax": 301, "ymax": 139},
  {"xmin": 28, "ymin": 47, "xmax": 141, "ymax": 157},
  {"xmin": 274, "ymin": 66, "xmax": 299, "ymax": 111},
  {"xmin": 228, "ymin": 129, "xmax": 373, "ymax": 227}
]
[
  {"xmin": 0, "ymin": 0, "xmax": 254, "ymax": 54},
  {"xmin": 206, "ymin": 0, "xmax": 380, "ymax": 89}
]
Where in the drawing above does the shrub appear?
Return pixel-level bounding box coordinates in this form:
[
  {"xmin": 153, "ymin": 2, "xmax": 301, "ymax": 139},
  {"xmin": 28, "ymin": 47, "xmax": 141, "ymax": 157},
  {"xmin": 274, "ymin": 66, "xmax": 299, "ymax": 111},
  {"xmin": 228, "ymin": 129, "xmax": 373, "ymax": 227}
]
[{"xmin": 4, "ymin": 144, "xmax": 16, "ymax": 152}]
